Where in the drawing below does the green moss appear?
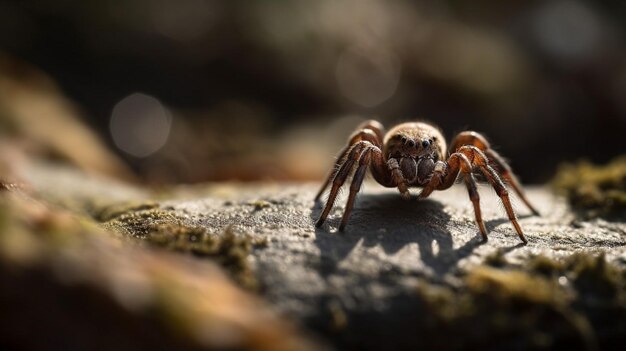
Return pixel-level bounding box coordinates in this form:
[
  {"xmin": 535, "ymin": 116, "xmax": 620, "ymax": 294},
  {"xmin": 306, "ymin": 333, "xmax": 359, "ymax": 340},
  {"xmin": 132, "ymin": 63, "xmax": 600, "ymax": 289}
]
[
  {"xmin": 566, "ymin": 253, "xmax": 620, "ymax": 302},
  {"xmin": 410, "ymin": 274, "xmax": 585, "ymax": 349},
  {"xmin": 528, "ymin": 255, "xmax": 564, "ymax": 277},
  {"xmin": 409, "ymin": 252, "xmax": 625, "ymax": 349},
  {"xmin": 552, "ymin": 156, "xmax": 626, "ymax": 218},
  {"xmin": 147, "ymin": 224, "xmax": 257, "ymax": 290},
  {"xmin": 483, "ymin": 249, "xmax": 508, "ymax": 268},
  {"xmin": 102, "ymin": 208, "xmax": 179, "ymax": 237},
  {"xmin": 90, "ymin": 201, "xmax": 161, "ymax": 222},
  {"xmin": 467, "ymin": 266, "xmax": 563, "ymax": 305},
  {"xmin": 251, "ymin": 236, "xmax": 269, "ymax": 248},
  {"xmin": 103, "ymin": 206, "xmax": 258, "ymax": 290},
  {"xmin": 248, "ymin": 200, "xmax": 272, "ymax": 211}
]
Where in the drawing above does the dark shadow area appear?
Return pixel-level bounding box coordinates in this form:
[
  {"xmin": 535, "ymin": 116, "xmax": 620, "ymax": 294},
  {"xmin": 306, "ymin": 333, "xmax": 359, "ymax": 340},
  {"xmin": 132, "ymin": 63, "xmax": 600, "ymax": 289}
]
[
  {"xmin": 501, "ymin": 242, "xmax": 528, "ymax": 253},
  {"xmin": 311, "ymin": 192, "xmax": 483, "ymax": 279}
]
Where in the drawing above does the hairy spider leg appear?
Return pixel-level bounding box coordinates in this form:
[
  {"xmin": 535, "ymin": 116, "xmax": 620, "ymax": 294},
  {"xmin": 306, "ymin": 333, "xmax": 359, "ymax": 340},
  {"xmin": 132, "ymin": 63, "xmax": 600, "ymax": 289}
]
[
  {"xmin": 316, "ymin": 141, "xmax": 376, "ymax": 227},
  {"xmin": 387, "ymin": 158, "xmax": 410, "ymax": 199},
  {"xmin": 457, "ymin": 145, "xmax": 528, "ymax": 244},
  {"xmin": 314, "ymin": 143, "xmax": 351, "ymax": 202},
  {"xmin": 463, "ymin": 171, "xmax": 487, "ymax": 240},
  {"xmin": 335, "ymin": 144, "xmax": 395, "ymax": 231},
  {"xmin": 450, "ymin": 131, "xmax": 540, "ymax": 216},
  {"xmin": 339, "ymin": 147, "xmax": 377, "ymax": 230},
  {"xmin": 315, "ymin": 120, "xmax": 384, "ymax": 202}
]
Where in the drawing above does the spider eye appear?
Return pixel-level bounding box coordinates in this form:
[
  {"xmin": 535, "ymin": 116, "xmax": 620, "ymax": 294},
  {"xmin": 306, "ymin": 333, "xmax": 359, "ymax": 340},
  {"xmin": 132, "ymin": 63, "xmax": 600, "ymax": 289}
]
[
  {"xmin": 422, "ymin": 140, "xmax": 430, "ymax": 148},
  {"xmin": 408, "ymin": 139, "xmax": 415, "ymax": 147},
  {"xmin": 401, "ymin": 136, "xmax": 407, "ymax": 144}
]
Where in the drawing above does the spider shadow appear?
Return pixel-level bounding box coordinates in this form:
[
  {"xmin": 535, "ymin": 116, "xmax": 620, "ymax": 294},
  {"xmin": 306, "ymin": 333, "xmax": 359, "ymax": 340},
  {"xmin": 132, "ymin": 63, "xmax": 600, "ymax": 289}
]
[
  {"xmin": 485, "ymin": 213, "xmax": 535, "ymax": 232},
  {"xmin": 310, "ymin": 193, "xmax": 484, "ymax": 278},
  {"xmin": 468, "ymin": 209, "xmax": 533, "ymax": 253}
]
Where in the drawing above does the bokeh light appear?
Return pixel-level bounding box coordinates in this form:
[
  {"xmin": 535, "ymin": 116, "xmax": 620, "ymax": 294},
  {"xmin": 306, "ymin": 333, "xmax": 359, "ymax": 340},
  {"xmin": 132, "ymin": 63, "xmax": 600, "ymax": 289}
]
[
  {"xmin": 109, "ymin": 93, "xmax": 172, "ymax": 158},
  {"xmin": 335, "ymin": 45, "xmax": 400, "ymax": 108},
  {"xmin": 531, "ymin": 0, "xmax": 604, "ymax": 63}
]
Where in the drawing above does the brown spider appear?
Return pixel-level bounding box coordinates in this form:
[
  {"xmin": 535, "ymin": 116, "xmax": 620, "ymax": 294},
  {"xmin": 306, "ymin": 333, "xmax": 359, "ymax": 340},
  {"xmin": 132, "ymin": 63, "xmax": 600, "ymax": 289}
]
[{"xmin": 314, "ymin": 120, "xmax": 540, "ymax": 244}]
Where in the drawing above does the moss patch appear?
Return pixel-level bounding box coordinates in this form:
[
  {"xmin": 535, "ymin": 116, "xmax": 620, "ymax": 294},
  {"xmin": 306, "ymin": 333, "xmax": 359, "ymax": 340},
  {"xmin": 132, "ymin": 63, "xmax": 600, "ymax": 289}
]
[
  {"xmin": 483, "ymin": 249, "xmax": 508, "ymax": 268},
  {"xmin": 552, "ymin": 156, "xmax": 626, "ymax": 218},
  {"xmin": 383, "ymin": 252, "xmax": 625, "ymax": 350},
  {"xmin": 248, "ymin": 199, "xmax": 272, "ymax": 211},
  {"xmin": 102, "ymin": 206, "xmax": 258, "ymax": 290},
  {"xmin": 89, "ymin": 201, "xmax": 161, "ymax": 222},
  {"xmin": 147, "ymin": 224, "xmax": 258, "ymax": 290}
]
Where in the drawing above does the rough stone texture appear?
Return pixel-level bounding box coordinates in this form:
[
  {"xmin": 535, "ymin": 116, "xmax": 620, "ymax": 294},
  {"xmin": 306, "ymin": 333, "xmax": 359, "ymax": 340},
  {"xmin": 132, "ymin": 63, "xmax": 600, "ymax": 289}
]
[
  {"xmin": 12, "ymin": 162, "xmax": 626, "ymax": 350},
  {"xmin": 162, "ymin": 183, "xmax": 625, "ymax": 320}
]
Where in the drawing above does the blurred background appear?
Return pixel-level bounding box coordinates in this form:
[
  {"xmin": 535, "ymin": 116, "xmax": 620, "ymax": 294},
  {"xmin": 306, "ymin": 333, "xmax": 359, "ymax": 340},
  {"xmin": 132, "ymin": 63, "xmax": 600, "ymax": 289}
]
[{"xmin": 1, "ymin": 0, "xmax": 625, "ymax": 184}]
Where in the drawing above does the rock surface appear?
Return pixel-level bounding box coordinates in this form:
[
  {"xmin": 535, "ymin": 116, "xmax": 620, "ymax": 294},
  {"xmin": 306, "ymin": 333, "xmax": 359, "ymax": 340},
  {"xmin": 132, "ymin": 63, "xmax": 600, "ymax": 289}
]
[
  {"xmin": 8, "ymin": 162, "xmax": 626, "ymax": 350},
  {"xmin": 160, "ymin": 183, "xmax": 626, "ymax": 349}
]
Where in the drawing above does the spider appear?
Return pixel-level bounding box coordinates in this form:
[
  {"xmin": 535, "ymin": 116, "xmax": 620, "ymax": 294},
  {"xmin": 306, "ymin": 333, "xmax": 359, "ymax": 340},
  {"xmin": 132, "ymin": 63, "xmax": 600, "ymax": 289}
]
[{"xmin": 314, "ymin": 120, "xmax": 540, "ymax": 244}]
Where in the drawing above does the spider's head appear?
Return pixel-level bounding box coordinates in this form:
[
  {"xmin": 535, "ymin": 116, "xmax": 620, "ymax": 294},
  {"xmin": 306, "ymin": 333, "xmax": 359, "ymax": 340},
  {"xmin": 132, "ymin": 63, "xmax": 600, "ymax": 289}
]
[
  {"xmin": 387, "ymin": 135, "xmax": 435, "ymax": 158},
  {"xmin": 383, "ymin": 122, "xmax": 446, "ymax": 161}
]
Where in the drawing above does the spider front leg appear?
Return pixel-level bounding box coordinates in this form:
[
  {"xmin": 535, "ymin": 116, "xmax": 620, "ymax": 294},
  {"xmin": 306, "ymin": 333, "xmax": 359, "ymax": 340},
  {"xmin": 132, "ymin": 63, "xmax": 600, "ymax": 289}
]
[
  {"xmin": 450, "ymin": 131, "xmax": 539, "ymax": 216},
  {"xmin": 315, "ymin": 141, "xmax": 381, "ymax": 229},
  {"xmin": 315, "ymin": 120, "xmax": 384, "ymax": 202},
  {"xmin": 339, "ymin": 148, "xmax": 377, "ymax": 230},
  {"xmin": 418, "ymin": 154, "xmax": 489, "ymax": 240}
]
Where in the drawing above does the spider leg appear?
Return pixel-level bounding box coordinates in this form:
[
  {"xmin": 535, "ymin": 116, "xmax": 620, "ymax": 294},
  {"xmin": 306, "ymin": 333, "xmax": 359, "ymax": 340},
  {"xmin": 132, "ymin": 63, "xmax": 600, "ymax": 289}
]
[
  {"xmin": 457, "ymin": 145, "xmax": 527, "ymax": 244},
  {"xmin": 315, "ymin": 120, "xmax": 384, "ymax": 202},
  {"xmin": 339, "ymin": 147, "xmax": 378, "ymax": 231},
  {"xmin": 315, "ymin": 143, "xmax": 351, "ymax": 202},
  {"xmin": 462, "ymin": 168, "xmax": 488, "ymax": 241},
  {"xmin": 483, "ymin": 148, "xmax": 540, "ymax": 215},
  {"xmin": 315, "ymin": 141, "xmax": 377, "ymax": 228},
  {"xmin": 387, "ymin": 158, "xmax": 410, "ymax": 199},
  {"xmin": 418, "ymin": 154, "xmax": 489, "ymax": 240},
  {"xmin": 450, "ymin": 131, "xmax": 539, "ymax": 216},
  {"xmin": 416, "ymin": 161, "xmax": 445, "ymax": 199}
]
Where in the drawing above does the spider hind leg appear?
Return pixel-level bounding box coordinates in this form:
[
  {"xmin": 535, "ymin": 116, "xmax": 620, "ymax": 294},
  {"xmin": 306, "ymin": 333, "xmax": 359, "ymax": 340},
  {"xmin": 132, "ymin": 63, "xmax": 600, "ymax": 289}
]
[
  {"xmin": 457, "ymin": 146, "xmax": 528, "ymax": 244},
  {"xmin": 450, "ymin": 131, "xmax": 540, "ymax": 216}
]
